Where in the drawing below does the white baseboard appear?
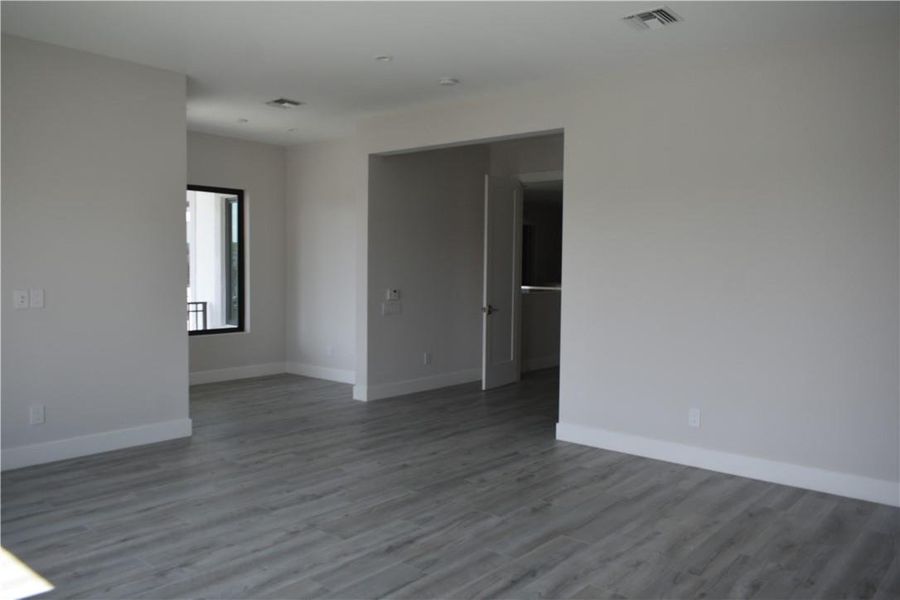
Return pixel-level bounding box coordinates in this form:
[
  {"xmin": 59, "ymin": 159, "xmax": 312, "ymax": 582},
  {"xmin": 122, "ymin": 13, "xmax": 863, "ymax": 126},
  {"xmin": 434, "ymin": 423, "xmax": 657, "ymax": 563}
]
[
  {"xmin": 190, "ymin": 362, "xmax": 286, "ymax": 385},
  {"xmin": 556, "ymin": 422, "xmax": 899, "ymax": 507},
  {"xmin": 285, "ymin": 362, "xmax": 355, "ymax": 384},
  {"xmin": 353, "ymin": 368, "xmax": 481, "ymax": 402},
  {"xmin": 2, "ymin": 418, "xmax": 193, "ymax": 471},
  {"xmin": 523, "ymin": 355, "xmax": 560, "ymax": 372}
]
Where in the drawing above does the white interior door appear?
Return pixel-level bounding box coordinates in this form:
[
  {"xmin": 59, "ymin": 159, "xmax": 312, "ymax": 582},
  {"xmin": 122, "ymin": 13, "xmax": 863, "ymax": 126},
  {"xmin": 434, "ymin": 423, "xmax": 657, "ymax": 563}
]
[{"xmin": 482, "ymin": 174, "xmax": 523, "ymax": 390}]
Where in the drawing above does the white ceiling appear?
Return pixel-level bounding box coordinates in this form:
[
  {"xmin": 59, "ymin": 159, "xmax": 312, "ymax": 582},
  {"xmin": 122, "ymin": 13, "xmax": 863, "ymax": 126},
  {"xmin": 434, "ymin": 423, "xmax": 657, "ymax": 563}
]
[{"xmin": 2, "ymin": 2, "xmax": 894, "ymax": 145}]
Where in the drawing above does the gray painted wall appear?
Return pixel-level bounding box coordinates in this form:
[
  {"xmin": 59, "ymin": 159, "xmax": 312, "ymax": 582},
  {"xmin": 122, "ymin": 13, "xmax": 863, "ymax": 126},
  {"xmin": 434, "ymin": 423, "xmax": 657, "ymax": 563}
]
[
  {"xmin": 2, "ymin": 36, "xmax": 190, "ymax": 464},
  {"xmin": 285, "ymin": 134, "xmax": 565, "ymax": 389},
  {"xmin": 284, "ymin": 140, "xmax": 358, "ymax": 380},
  {"xmin": 367, "ymin": 145, "xmax": 490, "ymax": 387},
  {"xmin": 346, "ymin": 33, "xmax": 899, "ymax": 495},
  {"xmin": 187, "ymin": 132, "xmax": 286, "ymax": 376}
]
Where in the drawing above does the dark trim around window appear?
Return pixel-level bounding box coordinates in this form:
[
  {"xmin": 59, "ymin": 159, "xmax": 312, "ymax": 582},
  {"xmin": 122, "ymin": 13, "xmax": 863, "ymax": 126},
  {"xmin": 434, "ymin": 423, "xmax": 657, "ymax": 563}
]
[{"xmin": 187, "ymin": 184, "xmax": 245, "ymax": 336}]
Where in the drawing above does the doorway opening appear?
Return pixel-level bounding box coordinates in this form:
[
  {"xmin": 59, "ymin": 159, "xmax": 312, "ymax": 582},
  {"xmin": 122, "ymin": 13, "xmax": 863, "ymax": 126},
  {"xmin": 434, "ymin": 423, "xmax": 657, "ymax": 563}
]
[
  {"xmin": 364, "ymin": 131, "xmax": 562, "ymax": 403},
  {"xmin": 481, "ymin": 170, "xmax": 563, "ymax": 391},
  {"xmin": 520, "ymin": 178, "xmax": 562, "ymax": 373}
]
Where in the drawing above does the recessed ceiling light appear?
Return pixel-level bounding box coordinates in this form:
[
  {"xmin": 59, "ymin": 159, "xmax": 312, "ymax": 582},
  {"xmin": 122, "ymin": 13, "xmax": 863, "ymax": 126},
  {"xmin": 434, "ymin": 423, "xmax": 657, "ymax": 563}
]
[
  {"xmin": 266, "ymin": 97, "xmax": 304, "ymax": 109},
  {"xmin": 438, "ymin": 77, "xmax": 459, "ymax": 86},
  {"xmin": 237, "ymin": 118, "xmax": 249, "ymax": 123},
  {"xmin": 375, "ymin": 55, "xmax": 394, "ymax": 62}
]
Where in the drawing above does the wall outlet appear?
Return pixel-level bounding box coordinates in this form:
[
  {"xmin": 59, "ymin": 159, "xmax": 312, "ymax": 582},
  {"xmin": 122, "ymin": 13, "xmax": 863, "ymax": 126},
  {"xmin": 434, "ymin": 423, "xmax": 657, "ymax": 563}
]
[
  {"xmin": 688, "ymin": 407, "xmax": 701, "ymax": 428},
  {"xmin": 30, "ymin": 404, "xmax": 45, "ymax": 425},
  {"xmin": 29, "ymin": 288, "xmax": 45, "ymax": 309},
  {"xmin": 423, "ymin": 352, "xmax": 432, "ymax": 365},
  {"xmin": 13, "ymin": 290, "xmax": 29, "ymax": 309}
]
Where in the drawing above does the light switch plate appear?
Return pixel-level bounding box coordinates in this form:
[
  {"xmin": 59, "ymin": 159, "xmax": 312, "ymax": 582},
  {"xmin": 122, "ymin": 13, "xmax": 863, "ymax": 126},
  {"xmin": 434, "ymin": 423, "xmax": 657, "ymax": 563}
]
[
  {"xmin": 382, "ymin": 299, "xmax": 402, "ymax": 316},
  {"xmin": 29, "ymin": 289, "xmax": 44, "ymax": 309},
  {"xmin": 13, "ymin": 290, "xmax": 29, "ymax": 309},
  {"xmin": 688, "ymin": 407, "xmax": 701, "ymax": 428},
  {"xmin": 30, "ymin": 404, "xmax": 45, "ymax": 425}
]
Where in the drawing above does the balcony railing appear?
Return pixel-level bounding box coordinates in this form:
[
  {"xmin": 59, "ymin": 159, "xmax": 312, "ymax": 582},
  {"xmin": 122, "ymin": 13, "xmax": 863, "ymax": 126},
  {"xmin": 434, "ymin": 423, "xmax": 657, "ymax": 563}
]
[{"xmin": 187, "ymin": 301, "xmax": 208, "ymax": 332}]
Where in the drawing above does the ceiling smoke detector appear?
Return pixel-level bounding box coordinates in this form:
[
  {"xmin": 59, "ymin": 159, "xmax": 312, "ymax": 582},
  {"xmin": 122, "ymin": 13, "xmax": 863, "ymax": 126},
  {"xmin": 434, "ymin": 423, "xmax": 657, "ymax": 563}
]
[
  {"xmin": 266, "ymin": 97, "xmax": 304, "ymax": 109},
  {"xmin": 624, "ymin": 7, "xmax": 682, "ymax": 30}
]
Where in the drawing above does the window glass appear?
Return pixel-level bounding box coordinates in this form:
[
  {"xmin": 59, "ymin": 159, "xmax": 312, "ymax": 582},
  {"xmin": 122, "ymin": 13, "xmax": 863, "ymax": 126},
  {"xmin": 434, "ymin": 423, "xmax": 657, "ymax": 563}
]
[{"xmin": 186, "ymin": 187, "xmax": 244, "ymax": 334}]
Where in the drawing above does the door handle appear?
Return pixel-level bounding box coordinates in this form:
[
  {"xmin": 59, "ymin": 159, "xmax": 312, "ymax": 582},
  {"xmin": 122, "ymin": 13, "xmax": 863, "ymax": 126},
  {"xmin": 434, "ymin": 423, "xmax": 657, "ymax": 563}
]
[{"xmin": 482, "ymin": 304, "xmax": 499, "ymax": 315}]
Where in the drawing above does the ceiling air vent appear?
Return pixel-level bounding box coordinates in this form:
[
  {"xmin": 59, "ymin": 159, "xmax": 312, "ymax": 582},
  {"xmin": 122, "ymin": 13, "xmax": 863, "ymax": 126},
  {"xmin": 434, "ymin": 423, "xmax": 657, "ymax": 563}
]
[
  {"xmin": 624, "ymin": 7, "xmax": 682, "ymax": 30},
  {"xmin": 265, "ymin": 97, "xmax": 304, "ymax": 109}
]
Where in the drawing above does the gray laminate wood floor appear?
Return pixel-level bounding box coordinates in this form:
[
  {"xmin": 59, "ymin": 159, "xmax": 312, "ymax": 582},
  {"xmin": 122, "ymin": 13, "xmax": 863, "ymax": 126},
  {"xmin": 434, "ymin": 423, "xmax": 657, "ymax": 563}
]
[{"xmin": 2, "ymin": 370, "xmax": 898, "ymax": 599}]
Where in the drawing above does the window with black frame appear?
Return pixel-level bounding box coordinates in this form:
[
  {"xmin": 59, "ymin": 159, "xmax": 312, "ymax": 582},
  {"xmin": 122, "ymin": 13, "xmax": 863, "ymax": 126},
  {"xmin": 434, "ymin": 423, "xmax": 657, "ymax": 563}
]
[{"xmin": 186, "ymin": 185, "xmax": 245, "ymax": 334}]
